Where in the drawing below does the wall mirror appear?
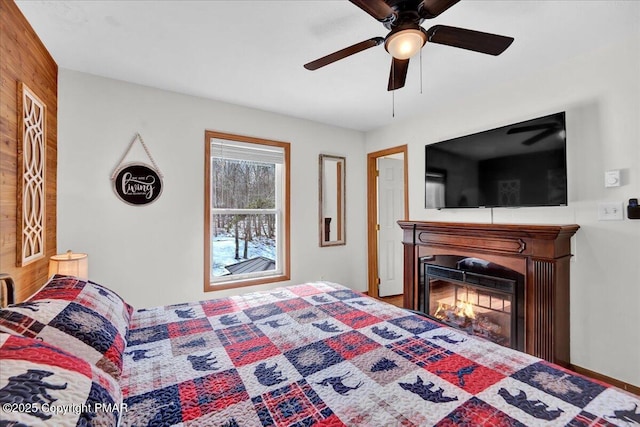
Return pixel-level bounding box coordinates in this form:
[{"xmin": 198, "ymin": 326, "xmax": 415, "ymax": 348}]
[{"xmin": 319, "ymin": 154, "xmax": 346, "ymax": 246}]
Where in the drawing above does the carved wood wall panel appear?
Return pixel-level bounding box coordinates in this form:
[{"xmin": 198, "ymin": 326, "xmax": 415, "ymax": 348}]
[{"xmin": 17, "ymin": 83, "xmax": 46, "ymax": 266}]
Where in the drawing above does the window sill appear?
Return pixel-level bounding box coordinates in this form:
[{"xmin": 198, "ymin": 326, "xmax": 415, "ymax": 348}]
[{"xmin": 204, "ymin": 273, "xmax": 290, "ymax": 292}]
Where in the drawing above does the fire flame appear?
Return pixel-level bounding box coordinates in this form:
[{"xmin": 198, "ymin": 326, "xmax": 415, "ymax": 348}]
[
  {"xmin": 434, "ymin": 300, "xmax": 476, "ymax": 320},
  {"xmin": 456, "ymin": 301, "xmax": 476, "ymax": 319}
]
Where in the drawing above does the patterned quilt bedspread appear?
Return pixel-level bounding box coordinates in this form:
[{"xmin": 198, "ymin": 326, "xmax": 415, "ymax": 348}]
[{"xmin": 119, "ymin": 282, "xmax": 639, "ymax": 427}]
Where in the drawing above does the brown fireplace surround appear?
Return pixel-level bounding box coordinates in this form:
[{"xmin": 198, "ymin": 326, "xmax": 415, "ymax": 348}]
[{"xmin": 399, "ymin": 221, "xmax": 579, "ymax": 367}]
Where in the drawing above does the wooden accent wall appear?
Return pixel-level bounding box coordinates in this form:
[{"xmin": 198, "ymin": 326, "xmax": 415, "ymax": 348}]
[{"xmin": 1, "ymin": 0, "xmax": 58, "ymax": 302}]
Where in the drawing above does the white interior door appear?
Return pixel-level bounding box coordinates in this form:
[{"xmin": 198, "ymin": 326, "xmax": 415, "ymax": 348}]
[{"xmin": 377, "ymin": 157, "xmax": 404, "ymax": 297}]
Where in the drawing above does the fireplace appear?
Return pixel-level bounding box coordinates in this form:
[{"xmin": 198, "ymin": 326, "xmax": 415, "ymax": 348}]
[
  {"xmin": 399, "ymin": 221, "xmax": 579, "ymax": 366},
  {"xmin": 419, "ymin": 255, "xmax": 524, "ymax": 350}
]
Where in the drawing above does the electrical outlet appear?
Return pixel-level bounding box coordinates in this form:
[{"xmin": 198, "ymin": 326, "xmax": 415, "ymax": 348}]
[{"xmin": 598, "ymin": 202, "xmax": 624, "ymax": 220}]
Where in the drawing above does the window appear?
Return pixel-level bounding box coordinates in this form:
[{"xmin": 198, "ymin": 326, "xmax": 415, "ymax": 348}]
[{"xmin": 204, "ymin": 131, "xmax": 290, "ymax": 291}]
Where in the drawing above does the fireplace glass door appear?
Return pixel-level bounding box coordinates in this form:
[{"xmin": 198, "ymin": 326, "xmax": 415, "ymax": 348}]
[
  {"xmin": 420, "ymin": 256, "xmax": 524, "ymax": 350},
  {"xmin": 429, "ymin": 279, "xmax": 513, "ymax": 347}
]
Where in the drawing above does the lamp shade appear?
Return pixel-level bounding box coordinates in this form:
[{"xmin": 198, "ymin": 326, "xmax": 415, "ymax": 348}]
[
  {"xmin": 385, "ymin": 28, "xmax": 427, "ymax": 60},
  {"xmin": 49, "ymin": 250, "xmax": 89, "ymax": 280}
]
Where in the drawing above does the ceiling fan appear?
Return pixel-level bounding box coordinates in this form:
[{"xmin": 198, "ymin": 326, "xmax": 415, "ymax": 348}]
[
  {"xmin": 507, "ymin": 122, "xmax": 564, "ymax": 146},
  {"xmin": 304, "ymin": 0, "xmax": 514, "ymax": 91}
]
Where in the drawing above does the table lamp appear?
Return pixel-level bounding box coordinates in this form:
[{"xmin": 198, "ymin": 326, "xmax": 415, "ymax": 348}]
[{"xmin": 49, "ymin": 250, "xmax": 89, "ymax": 280}]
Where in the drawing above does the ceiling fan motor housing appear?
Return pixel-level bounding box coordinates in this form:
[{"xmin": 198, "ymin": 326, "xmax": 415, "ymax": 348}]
[{"xmin": 382, "ymin": 2, "xmax": 428, "ymax": 59}]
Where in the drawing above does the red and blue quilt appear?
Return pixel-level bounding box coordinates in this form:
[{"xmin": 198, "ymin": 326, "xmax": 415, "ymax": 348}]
[{"xmin": 119, "ymin": 282, "xmax": 640, "ymax": 426}]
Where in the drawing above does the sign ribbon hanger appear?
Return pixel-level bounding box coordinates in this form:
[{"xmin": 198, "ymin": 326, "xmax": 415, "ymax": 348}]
[{"xmin": 111, "ymin": 132, "xmax": 163, "ymax": 180}]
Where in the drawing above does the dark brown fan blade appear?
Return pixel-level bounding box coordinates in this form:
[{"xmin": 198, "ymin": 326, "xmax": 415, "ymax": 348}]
[
  {"xmin": 419, "ymin": 0, "xmax": 460, "ymax": 19},
  {"xmin": 349, "ymin": 0, "xmax": 396, "ymax": 22},
  {"xmin": 522, "ymin": 128, "xmax": 559, "ymax": 146},
  {"xmin": 388, "ymin": 57, "xmax": 410, "ymax": 91},
  {"xmin": 426, "ymin": 25, "xmax": 514, "ymax": 56},
  {"xmin": 507, "ymin": 124, "xmax": 558, "ymax": 134},
  {"xmin": 304, "ymin": 37, "xmax": 384, "ymax": 70}
]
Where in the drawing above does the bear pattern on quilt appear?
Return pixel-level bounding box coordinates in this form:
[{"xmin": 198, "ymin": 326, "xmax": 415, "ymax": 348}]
[
  {"xmin": 0, "ymin": 332, "xmax": 123, "ymax": 426},
  {"xmin": 117, "ymin": 282, "xmax": 640, "ymax": 427},
  {"xmin": 0, "ymin": 275, "xmax": 132, "ymax": 380}
]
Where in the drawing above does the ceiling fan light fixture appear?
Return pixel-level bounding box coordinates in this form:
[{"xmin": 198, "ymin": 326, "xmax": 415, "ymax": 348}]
[{"xmin": 385, "ymin": 28, "xmax": 427, "ymax": 59}]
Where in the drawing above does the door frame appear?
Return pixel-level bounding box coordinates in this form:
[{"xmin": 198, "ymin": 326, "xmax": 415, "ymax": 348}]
[{"xmin": 367, "ymin": 145, "xmax": 409, "ymax": 299}]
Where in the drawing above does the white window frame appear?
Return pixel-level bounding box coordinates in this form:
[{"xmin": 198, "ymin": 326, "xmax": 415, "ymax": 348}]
[{"xmin": 204, "ymin": 131, "xmax": 290, "ymax": 291}]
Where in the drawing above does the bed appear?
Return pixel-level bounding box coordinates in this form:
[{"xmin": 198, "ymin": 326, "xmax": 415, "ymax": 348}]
[{"xmin": 1, "ymin": 275, "xmax": 638, "ymax": 426}]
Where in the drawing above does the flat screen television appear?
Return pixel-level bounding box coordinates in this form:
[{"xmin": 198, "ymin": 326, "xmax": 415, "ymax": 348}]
[{"xmin": 425, "ymin": 112, "xmax": 567, "ymax": 209}]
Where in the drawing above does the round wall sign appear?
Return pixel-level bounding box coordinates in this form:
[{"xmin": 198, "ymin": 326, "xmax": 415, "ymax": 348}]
[{"xmin": 112, "ymin": 162, "xmax": 163, "ymax": 205}]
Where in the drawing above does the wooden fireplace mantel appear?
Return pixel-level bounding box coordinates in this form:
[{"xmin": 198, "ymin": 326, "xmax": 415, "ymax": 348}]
[{"xmin": 399, "ymin": 221, "xmax": 579, "ymax": 366}]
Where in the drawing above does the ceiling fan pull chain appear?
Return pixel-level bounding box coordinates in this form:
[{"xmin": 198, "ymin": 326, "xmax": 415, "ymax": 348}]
[
  {"xmin": 392, "ymin": 89, "xmax": 395, "ymax": 118},
  {"xmin": 420, "ymin": 48, "xmax": 423, "ymax": 94},
  {"xmin": 391, "ymin": 60, "xmax": 395, "ymax": 118}
]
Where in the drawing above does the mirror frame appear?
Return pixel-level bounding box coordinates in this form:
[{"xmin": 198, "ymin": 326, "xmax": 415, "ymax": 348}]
[{"xmin": 319, "ymin": 154, "xmax": 346, "ymax": 247}]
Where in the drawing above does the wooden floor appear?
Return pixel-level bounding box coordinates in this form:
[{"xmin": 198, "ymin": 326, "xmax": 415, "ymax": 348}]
[{"xmin": 376, "ymin": 294, "xmax": 404, "ymax": 308}]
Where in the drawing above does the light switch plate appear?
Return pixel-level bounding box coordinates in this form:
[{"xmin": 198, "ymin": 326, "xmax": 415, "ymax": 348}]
[
  {"xmin": 604, "ymin": 170, "xmax": 621, "ymax": 187},
  {"xmin": 598, "ymin": 202, "xmax": 624, "ymax": 220}
]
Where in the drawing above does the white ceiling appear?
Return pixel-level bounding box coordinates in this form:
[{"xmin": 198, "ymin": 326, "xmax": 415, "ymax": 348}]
[{"xmin": 15, "ymin": 1, "xmax": 639, "ymax": 132}]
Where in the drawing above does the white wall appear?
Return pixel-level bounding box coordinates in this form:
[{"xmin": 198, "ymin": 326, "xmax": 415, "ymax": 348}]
[
  {"xmin": 365, "ymin": 37, "xmax": 640, "ymax": 387},
  {"xmin": 58, "ymin": 30, "xmax": 639, "ymax": 387},
  {"xmin": 57, "ymin": 70, "xmax": 367, "ymax": 308}
]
